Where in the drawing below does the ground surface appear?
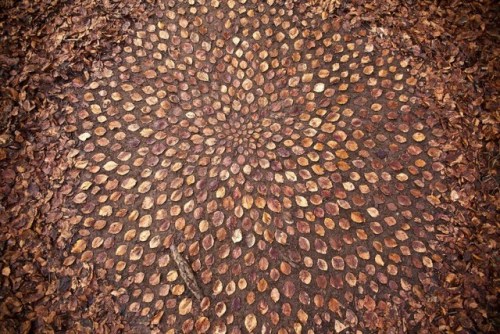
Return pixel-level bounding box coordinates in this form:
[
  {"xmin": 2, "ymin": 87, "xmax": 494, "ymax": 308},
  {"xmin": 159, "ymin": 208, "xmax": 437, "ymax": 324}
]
[{"xmin": 0, "ymin": 0, "xmax": 498, "ymax": 333}]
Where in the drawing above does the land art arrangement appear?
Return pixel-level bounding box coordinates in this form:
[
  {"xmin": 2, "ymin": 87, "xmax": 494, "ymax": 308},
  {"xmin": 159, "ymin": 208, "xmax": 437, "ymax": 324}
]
[{"xmin": 0, "ymin": 0, "xmax": 498, "ymax": 333}]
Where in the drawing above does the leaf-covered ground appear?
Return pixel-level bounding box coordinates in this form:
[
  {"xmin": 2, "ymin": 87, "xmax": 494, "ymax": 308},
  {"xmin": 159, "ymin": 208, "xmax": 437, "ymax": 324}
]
[{"xmin": 0, "ymin": 0, "xmax": 498, "ymax": 332}]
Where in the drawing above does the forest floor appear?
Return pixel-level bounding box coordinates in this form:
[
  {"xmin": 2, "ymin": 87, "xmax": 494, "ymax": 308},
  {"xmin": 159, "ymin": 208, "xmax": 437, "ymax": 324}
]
[{"xmin": 0, "ymin": 0, "xmax": 498, "ymax": 333}]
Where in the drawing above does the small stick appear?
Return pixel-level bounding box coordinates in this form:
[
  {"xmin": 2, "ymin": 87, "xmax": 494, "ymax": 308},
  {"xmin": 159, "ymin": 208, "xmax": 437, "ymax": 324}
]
[
  {"xmin": 169, "ymin": 244, "xmax": 203, "ymax": 300},
  {"xmin": 279, "ymin": 252, "xmax": 299, "ymax": 269}
]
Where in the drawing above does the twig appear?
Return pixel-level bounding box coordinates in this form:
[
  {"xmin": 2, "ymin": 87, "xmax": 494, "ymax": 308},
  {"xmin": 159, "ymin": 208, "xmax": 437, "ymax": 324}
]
[{"xmin": 169, "ymin": 244, "xmax": 203, "ymax": 300}]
